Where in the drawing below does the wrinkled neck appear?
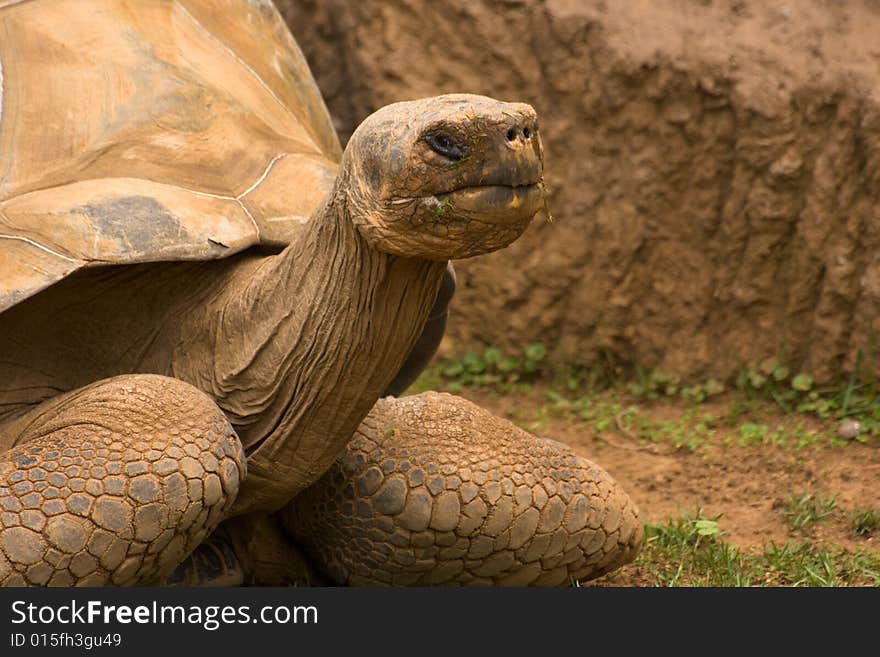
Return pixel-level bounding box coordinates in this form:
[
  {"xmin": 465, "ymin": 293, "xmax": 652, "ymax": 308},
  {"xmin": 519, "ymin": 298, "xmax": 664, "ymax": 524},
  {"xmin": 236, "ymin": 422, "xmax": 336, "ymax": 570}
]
[{"xmin": 183, "ymin": 190, "xmax": 446, "ymax": 513}]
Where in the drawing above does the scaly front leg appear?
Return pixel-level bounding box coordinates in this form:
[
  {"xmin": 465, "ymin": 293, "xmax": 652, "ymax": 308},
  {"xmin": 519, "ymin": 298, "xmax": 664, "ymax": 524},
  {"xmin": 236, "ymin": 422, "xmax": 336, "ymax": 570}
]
[
  {"xmin": 0, "ymin": 375, "xmax": 245, "ymax": 586},
  {"xmin": 283, "ymin": 392, "xmax": 643, "ymax": 586}
]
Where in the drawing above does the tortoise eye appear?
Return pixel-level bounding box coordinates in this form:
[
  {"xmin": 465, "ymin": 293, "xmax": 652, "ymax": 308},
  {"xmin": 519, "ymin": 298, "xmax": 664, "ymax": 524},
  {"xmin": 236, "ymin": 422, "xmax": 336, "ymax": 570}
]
[{"xmin": 427, "ymin": 132, "xmax": 464, "ymax": 161}]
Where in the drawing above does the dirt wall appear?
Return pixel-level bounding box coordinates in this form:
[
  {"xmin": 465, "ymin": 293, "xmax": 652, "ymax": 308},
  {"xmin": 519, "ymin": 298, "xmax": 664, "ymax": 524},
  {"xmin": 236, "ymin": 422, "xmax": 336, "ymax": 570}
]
[{"xmin": 279, "ymin": 0, "xmax": 880, "ymax": 382}]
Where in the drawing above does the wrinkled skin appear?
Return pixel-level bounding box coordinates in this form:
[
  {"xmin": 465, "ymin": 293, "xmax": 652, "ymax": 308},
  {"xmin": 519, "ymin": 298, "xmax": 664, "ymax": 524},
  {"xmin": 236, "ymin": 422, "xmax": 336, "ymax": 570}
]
[
  {"xmin": 0, "ymin": 95, "xmax": 642, "ymax": 587},
  {"xmin": 344, "ymin": 95, "xmax": 544, "ymax": 259}
]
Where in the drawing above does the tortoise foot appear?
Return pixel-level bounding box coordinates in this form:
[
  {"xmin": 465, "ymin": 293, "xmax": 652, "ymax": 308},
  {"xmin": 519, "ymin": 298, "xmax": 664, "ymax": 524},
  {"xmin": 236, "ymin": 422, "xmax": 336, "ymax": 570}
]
[
  {"xmin": 282, "ymin": 392, "xmax": 643, "ymax": 586},
  {"xmin": 0, "ymin": 375, "xmax": 246, "ymax": 586}
]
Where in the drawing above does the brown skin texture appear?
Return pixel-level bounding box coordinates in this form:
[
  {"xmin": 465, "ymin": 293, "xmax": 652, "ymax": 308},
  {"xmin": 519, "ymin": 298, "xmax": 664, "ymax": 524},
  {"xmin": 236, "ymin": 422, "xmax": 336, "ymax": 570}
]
[
  {"xmin": 1, "ymin": 95, "xmax": 639, "ymax": 586},
  {"xmin": 167, "ymin": 392, "xmax": 642, "ymax": 587},
  {"xmin": 383, "ymin": 263, "xmax": 457, "ymax": 397},
  {"xmin": 175, "ymin": 94, "xmax": 545, "ymax": 515},
  {"xmin": 0, "ymin": 375, "xmax": 245, "ymax": 586},
  {"xmin": 284, "ymin": 393, "xmax": 642, "ymax": 586}
]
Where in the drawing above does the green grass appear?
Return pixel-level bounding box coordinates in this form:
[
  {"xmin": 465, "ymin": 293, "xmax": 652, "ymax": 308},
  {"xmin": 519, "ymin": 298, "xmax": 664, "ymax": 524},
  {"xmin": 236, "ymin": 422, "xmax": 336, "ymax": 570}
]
[
  {"xmin": 779, "ymin": 493, "xmax": 838, "ymax": 533},
  {"xmin": 423, "ymin": 342, "xmax": 880, "ymax": 442},
  {"xmin": 495, "ymin": 389, "xmax": 716, "ymax": 452},
  {"xmin": 732, "ymin": 351, "xmax": 880, "ymax": 439},
  {"xmin": 494, "ymin": 387, "xmax": 842, "ymax": 453},
  {"xmin": 731, "ymin": 421, "xmax": 834, "ymax": 449},
  {"xmin": 601, "ymin": 510, "xmax": 880, "ymax": 587},
  {"xmin": 411, "ymin": 345, "xmax": 880, "ymax": 451},
  {"xmin": 851, "ymin": 508, "xmax": 880, "ymax": 537},
  {"xmin": 508, "ymin": 390, "xmax": 628, "ymax": 435}
]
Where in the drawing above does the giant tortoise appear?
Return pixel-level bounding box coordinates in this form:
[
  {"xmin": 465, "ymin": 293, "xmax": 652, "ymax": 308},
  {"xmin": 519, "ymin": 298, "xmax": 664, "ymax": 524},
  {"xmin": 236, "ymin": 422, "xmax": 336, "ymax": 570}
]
[{"xmin": 0, "ymin": 0, "xmax": 642, "ymax": 586}]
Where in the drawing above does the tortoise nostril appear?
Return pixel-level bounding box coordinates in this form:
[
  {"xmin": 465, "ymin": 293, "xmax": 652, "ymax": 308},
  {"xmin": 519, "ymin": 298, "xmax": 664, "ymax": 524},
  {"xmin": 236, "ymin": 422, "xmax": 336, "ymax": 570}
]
[
  {"xmin": 523, "ymin": 126, "xmax": 531, "ymax": 139},
  {"xmin": 506, "ymin": 128, "xmax": 517, "ymax": 142}
]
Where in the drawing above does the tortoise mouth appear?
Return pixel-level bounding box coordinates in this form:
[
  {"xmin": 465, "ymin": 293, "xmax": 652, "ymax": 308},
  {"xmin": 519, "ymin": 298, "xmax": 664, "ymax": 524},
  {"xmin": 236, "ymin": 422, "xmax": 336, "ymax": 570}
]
[
  {"xmin": 421, "ymin": 183, "xmax": 543, "ymax": 225},
  {"xmin": 439, "ymin": 183, "xmax": 543, "ymax": 225}
]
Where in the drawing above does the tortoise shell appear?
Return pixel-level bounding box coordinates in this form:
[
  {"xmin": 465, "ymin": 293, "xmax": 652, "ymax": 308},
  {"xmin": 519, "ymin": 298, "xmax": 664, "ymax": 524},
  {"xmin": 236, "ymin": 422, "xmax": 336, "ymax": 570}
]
[{"xmin": 0, "ymin": 0, "xmax": 341, "ymax": 312}]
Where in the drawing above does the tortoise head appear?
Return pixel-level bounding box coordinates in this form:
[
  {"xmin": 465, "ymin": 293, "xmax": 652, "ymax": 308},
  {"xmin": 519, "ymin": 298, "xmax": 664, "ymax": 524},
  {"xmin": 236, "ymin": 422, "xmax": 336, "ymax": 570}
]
[{"xmin": 339, "ymin": 94, "xmax": 545, "ymax": 260}]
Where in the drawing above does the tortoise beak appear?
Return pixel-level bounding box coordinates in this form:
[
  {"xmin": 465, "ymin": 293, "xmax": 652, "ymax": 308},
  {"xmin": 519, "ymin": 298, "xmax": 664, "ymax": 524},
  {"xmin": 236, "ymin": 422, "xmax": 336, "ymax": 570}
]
[{"xmin": 434, "ymin": 183, "xmax": 543, "ymax": 225}]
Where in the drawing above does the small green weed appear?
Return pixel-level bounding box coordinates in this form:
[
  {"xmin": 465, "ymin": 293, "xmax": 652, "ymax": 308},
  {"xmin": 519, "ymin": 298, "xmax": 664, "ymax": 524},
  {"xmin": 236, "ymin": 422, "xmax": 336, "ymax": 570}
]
[
  {"xmin": 628, "ymin": 369, "xmax": 725, "ymax": 404},
  {"xmin": 637, "ymin": 510, "xmax": 749, "ymax": 586},
  {"xmin": 526, "ymin": 391, "xmax": 715, "ymax": 451},
  {"xmin": 426, "ymin": 343, "xmax": 548, "ymax": 393},
  {"xmin": 780, "ymin": 492, "xmax": 838, "ymax": 533},
  {"xmin": 736, "ymin": 350, "xmax": 880, "ymax": 440},
  {"xmin": 851, "ymin": 508, "xmax": 880, "ymax": 538},
  {"xmin": 736, "ymin": 422, "xmax": 773, "ymax": 446},
  {"xmin": 625, "ymin": 409, "xmax": 716, "ymax": 452},
  {"xmin": 431, "ymin": 197, "xmax": 454, "ymax": 219},
  {"xmin": 518, "ymin": 390, "xmax": 626, "ymax": 435},
  {"xmin": 732, "ymin": 422, "xmax": 828, "ymax": 449}
]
